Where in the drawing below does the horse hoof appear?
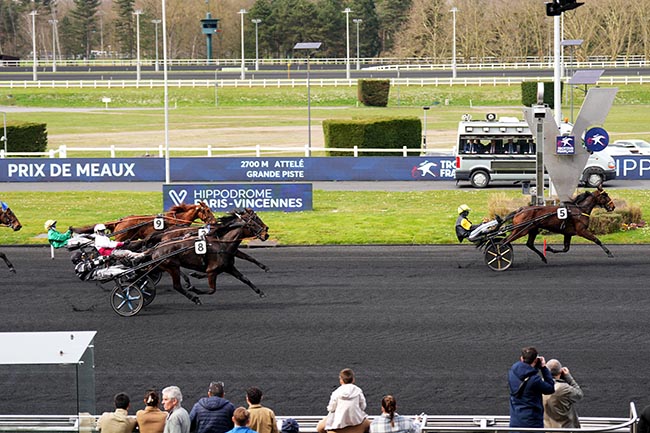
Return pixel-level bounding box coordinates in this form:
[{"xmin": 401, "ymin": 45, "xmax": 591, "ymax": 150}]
[
  {"xmin": 263, "ymin": 267, "xmax": 270, "ymax": 272},
  {"xmin": 607, "ymin": 254, "xmax": 614, "ymax": 258},
  {"xmin": 541, "ymin": 258, "xmax": 548, "ymax": 264},
  {"xmin": 259, "ymin": 292, "xmax": 267, "ymax": 299},
  {"xmin": 9, "ymin": 268, "xmax": 16, "ymax": 273},
  {"xmin": 192, "ymin": 297, "xmax": 202, "ymax": 305}
]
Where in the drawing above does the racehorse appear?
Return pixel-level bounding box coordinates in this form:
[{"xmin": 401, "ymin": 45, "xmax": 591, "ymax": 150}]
[
  {"xmin": 500, "ymin": 185, "xmax": 616, "ymax": 264},
  {"xmin": 138, "ymin": 208, "xmax": 270, "ymax": 272},
  {"xmin": 146, "ymin": 208, "xmax": 269, "ymax": 305},
  {"xmin": 73, "ymin": 202, "xmax": 217, "ymax": 241},
  {"xmin": 0, "ymin": 200, "xmax": 22, "ymax": 273}
]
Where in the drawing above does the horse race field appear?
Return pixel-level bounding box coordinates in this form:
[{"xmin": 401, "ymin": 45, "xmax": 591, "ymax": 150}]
[{"xmin": 0, "ymin": 243, "xmax": 648, "ymax": 418}]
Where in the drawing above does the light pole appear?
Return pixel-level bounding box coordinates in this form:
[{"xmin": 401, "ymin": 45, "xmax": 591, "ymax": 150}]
[
  {"xmin": 162, "ymin": 0, "xmax": 170, "ymax": 183},
  {"xmin": 30, "ymin": 10, "xmax": 38, "ymax": 81},
  {"xmin": 133, "ymin": 10, "xmax": 143, "ymax": 81},
  {"xmin": 0, "ymin": 111, "xmax": 7, "ymax": 155},
  {"xmin": 251, "ymin": 19, "xmax": 261, "ymax": 71},
  {"xmin": 422, "ymin": 106, "xmax": 430, "ymax": 149},
  {"xmin": 152, "ymin": 19, "xmax": 161, "ymax": 72},
  {"xmin": 238, "ymin": 9, "xmax": 247, "ymax": 80},
  {"xmin": 353, "ymin": 18, "xmax": 362, "ymax": 70},
  {"xmin": 450, "ymin": 7, "xmax": 458, "ymax": 79},
  {"xmin": 343, "ymin": 8, "xmax": 352, "ymax": 80},
  {"xmin": 214, "ymin": 69, "xmax": 219, "ymax": 107},
  {"xmin": 293, "ymin": 42, "xmax": 322, "ymax": 157},
  {"xmin": 48, "ymin": 19, "xmax": 58, "ymax": 73},
  {"xmin": 98, "ymin": 10, "xmax": 105, "ymax": 56}
]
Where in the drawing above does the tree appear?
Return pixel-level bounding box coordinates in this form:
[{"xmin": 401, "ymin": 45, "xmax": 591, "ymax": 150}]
[
  {"xmin": 375, "ymin": 0, "xmax": 411, "ymax": 54},
  {"xmin": 66, "ymin": 0, "xmax": 101, "ymax": 59},
  {"xmin": 113, "ymin": 0, "xmax": 135, "ymax": 58},
  {"xmin": 391, "ymin": 0, "xmax": 450, "ymax": 59}
]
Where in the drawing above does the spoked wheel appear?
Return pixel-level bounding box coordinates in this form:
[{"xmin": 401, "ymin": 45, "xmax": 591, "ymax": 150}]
[
  {"xmin": 116, "ymin": 275, "xmax": 156, "ymax": 307},
  {"xmin": 110, "ymin": 282, "xmax": 144, "ymax": 317},
  {"xmin": 484, "ymin": 239, "xmax": 514, "ymax": 271},
  {"xmin": 148, "ymin": 268, "xmax": 163, "ymax": 286}
]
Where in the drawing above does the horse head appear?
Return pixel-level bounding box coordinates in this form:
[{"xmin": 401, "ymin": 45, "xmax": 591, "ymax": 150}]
[
  {"xmin": 0, "ymin": 201, "xmax": 22, "ymax": 231},
  {"xmin": 235, "ymin": 208, "xmax": 269, "ymax": 241},
  {"xmin": 594, "ymin": 187, "xmax": 616, "ymax": 212},
  {"xmin": 197, "ymin": 201, "xmax": 218, "ymax": 225}
]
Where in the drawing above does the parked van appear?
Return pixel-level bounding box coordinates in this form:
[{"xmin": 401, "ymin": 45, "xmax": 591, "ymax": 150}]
[{"xmin": 454, "ymin": 114, "xmax": 616, "ymax": 188}]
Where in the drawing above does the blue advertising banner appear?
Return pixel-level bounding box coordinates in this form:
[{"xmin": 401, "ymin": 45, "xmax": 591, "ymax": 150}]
[
  {"xmin": 163, "ymin": 183, "xmax": 312, "ymax": 212},
  {"xmin": 613, "ymin": 155, "xmax": 650, "ymax": 179},
  {"xmin": 0, "ymin": 158, "xmax": 164, "ymax": 182}
]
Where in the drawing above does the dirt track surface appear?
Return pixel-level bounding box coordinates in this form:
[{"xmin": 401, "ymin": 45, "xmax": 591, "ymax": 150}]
[{"xmin": 1, "ymin": 244, "xmax": 649, "ymax": 418}]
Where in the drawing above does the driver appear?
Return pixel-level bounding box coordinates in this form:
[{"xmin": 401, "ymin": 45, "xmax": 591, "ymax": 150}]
[
  {"xmin": 45, "ymin": 220, "xmax": 73, "ymax": 249},
  {"xmin": 456, "ymin": 204, "xmax": 502, "ymax": 243},
  {"xmin": 93, "ymin": 223, "xmax": 147, "ymax": 263}
]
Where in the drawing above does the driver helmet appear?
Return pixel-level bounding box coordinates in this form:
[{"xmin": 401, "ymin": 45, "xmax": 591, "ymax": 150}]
[
  {"xmin": 94, "ymin": 223, "xmax": 107, "ymax": 234},
  {"xmin": 457, "ymin": 204, "xmax": 471, "ymax": 215},
  {"xmin": 44, "ymin": 219, "xmax": 57, "ymax": 230}
]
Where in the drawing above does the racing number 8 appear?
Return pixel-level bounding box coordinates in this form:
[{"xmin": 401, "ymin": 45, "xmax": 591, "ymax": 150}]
[
  {"xmin": 194, "ymin": 239, "xmax": 207, "ymax": 255},
  {"xmin": 557, "ymin": 208, "xmax": 568, "ymax": 220}
]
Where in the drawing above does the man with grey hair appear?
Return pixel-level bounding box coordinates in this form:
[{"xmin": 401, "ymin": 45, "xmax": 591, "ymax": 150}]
[
  {"xmin": 163, "ymin": 386, "xmax": 191, "ymax": 433},
  {"xmin": 543, "ymin": 359, "xmax": 584, "ymax": 429}
]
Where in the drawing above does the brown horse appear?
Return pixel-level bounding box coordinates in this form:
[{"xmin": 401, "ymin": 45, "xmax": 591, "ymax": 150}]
[
  {"xmin": 73, "ymin": 202, "xmax": 217, "ymax": 241},
  {"xmin": 146, "ymin": 208, "xmax": 270, "ymax": 305},
  {"xmin": 0, "ymin": 200, "xmax": 22, "ymax": 273},
  {"xmin": 500, "ymin": 185, "xmax": 616, "ymax": 264}
]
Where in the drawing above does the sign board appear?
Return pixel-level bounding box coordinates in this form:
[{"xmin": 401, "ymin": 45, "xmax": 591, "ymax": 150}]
[
  {"xmin": 556, "ymin": 135, "xmax": 575, "ymax": 155},
  {"xmin": 584, "ymin": 126, "xmax": 610, "ymax": 152},
  {"xmin": 163, "ymin": 183, "xmax": 313, "ymax": 212}
]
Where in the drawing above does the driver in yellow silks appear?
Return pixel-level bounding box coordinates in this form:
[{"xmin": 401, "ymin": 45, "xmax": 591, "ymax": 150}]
[{"xmin": 455, "ymin": 204, "xmax": 502, "ymax": 243}]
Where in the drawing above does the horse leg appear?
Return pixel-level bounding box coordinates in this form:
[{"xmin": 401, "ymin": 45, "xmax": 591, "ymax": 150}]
[
  {"xmin": 578, "ymin": 229, "xmax": 614, "ymax": 258},
  {"xmin": 547, "ymin": 234, "xmax": 572, "ymax": 254},
  {"xmin": 161, "ymin": 265, "xmax": 202, "ymax": 305},
  {"xmin": 525, "ymin": 229, "xmax": 547, "ymax": 264},
  {"xmin": 235, "ymin": 250, "xmax": 270, "ymax": 272},
  {"xmin": 0, "ymin": 251, "xmax": 16, "ymax": 273},
  {"xmin": 227, "ymin": 266, "xmax": 266, "ymax": 298},
  {"xmin": 185, "ymin": 270, "xmax": 214, "ymax": 295}
]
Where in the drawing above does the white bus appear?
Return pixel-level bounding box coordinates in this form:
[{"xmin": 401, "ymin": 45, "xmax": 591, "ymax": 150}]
[{"xmin": 453, "ymin": 113, "xmax": 616, "ymax": 188}]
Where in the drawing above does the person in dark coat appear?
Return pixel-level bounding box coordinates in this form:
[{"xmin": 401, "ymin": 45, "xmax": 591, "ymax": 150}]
[
  {"xmin": 189, "ymin": 382, "xmax": 235, "ymax": 433},
  {"xmin": 508, "ymin": 346, "xmax": 555, "ymax": 431}
]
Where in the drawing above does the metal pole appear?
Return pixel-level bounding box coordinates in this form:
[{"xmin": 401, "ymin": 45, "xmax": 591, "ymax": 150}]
[
  {"xmin": 307, "ymin": 54, "xmax": 312, "ymax": 157},
  {"xmin": 214, "ymin": 69, "xmax": 218, "ymax": 107},
  {"xmin": 343, "ymin": 8, "xmax": 351, "ymax": 80},
  {"xmin": 422, "ymin": 106, "xmax": 430, "ymax": 149},
  {"xmin": 133, "ymin": 10, "xmax": 142, "ymax": 81},
  {"xmin": 162, "ymin": 0, "xmax": 170, "ymax": 184},
  {"xmin": 1, "ymin": 112, "xmax": 7, "ymax": 155},
  {"xmin": 239, "ymin": 9, "xmax": 247, "ymax": 80},
  {"xmin": 553, "ymin": 14, "xmax": 561, "ymax": 124},
  {"xmin": 99, "ymin": 11, "xmax": 104, "ymax": 56},
  {"xmin": 353, "ymin": 19, "xmax": 362, "ymax": 70},
  {"xmin": 30, "ymin": 10, "xmax": 38, "ymax": 81},
  {"xmin": 451, "ymin": 7, "xmax": 458, "ymax": 79},
  {"xmin": 252, "ymin": 19, "xmax": 261, "ymax": 71},
  {"xmin": 152, "ymin": 19, "xmax": 161, "ymax": 72},
  {"xmin": 49, "ymin": 19, "xmax": 57, "ymax": 72}
]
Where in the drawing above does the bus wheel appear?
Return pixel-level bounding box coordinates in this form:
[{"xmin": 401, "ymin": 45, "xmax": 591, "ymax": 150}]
[{"xmin": 470, "ymin": 170, "xmax": 490, "ymax": 188}]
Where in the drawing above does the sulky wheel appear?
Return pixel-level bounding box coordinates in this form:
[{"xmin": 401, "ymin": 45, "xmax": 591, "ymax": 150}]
[
  {"xmin": 138, "ymin": 277, "xmax": 157, "ymax": 307},
  {"xmin": 484, "ymin": 239, "xmax": 514, "ymax": 271},
  {"xmin": 110, "ymin": 282, "xmax": 144, "ymax": 317}
]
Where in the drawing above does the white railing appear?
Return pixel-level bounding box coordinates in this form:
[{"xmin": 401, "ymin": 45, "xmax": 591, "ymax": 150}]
[
  {"xmin": 0, "ymin": 75, "xmax": 648, "ymax": 90},
  {"xmin": 0, "ymin": 145, "xmax": 453, "ymax": 159},
  {"xmin": 0, "ymin": 402, "xmax": 638, "ymax": 433}
]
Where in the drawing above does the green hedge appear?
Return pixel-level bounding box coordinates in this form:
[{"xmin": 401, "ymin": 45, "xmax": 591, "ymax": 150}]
[
  {"xmin": 322, "ymin": 117, "xmax": 421, "ymax": 156},
  {"xmin": 521, "ymin": 81, "xmax": 563, "ymax": 109},
  {"xmin": 357, "ymin": 79, "xmax": 390, "ymax": 107},
  {"xmin": 3, "ymin": 122, "xmax": 48, "ymax": 154}
]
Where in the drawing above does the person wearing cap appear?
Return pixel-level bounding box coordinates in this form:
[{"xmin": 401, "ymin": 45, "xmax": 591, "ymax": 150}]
[
  {"xmin": 246, "ymin": 387, "xmax": 278, "ymax": 433},
  {"xmin": 189, "ymin": 381, "xmax": 235, "ymax": 433},
  {"xmin": 455, "ymin": 205, "xmax": 480, "ymax": 242},
  {"xmin": 45, "ymin": 220, "xmax": 73, "ymax": 249},
  {"xmin": 280, "ymin": 419, "xmax": 299, "ymax": 433},
  {"xmin": 93, "ymin": 223, "xmax": 146, "ymax": 262}
]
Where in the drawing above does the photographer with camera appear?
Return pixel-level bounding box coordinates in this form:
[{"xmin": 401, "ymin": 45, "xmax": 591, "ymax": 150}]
[
  {"xmin": 543, "ymin": 359, "xmax": 583, "ymax": 429},
  {"xmin": 508, "ymin": 347, "xmax": 555, "ymax": 432}
]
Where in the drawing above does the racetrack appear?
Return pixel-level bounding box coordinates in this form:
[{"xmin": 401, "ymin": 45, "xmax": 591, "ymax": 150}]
[{"xmin": 1, "ymin": 244, "xmax": 649, "ymax": 418}]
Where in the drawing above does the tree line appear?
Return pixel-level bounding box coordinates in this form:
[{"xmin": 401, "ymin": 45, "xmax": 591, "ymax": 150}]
[{"xmin": 1, "ymin": 0, "xmax": 649, "ymax": 63}]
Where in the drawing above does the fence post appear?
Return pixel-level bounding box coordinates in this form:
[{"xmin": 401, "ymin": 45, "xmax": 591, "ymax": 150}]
[
  {"xmin": 110, "ymin": 145, "xmax": 116, "ymax": 158},
  {"xmin": 354, "ymin": 146, "xmax": 358, "ymax": 157},
  {"xmin": 402, "ymin": 146, "xmax": 408, "ymax": 157}
]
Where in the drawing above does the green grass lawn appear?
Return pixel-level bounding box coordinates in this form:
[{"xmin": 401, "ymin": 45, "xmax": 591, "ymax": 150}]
[{"xmin": 2, "ymin": 189, "xmax": 649, "ymax": 246}]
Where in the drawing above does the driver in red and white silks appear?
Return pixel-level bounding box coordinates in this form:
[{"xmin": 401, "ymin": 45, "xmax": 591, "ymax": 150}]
[{"xmin": 93, "ymin": 223, "xmax": 146, "ymax": 262}]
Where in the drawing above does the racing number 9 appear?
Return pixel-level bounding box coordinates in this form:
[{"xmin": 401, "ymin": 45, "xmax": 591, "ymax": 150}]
[{"xmin": 153, "ymin": 217, "xmax": 165, "ymax": 230}]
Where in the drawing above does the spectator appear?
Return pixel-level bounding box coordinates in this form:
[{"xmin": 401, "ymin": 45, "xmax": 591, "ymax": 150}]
[
  {"xmin": 162, "ymin": 386, "xmax": 190, "ymax": 433},
  {"xmin": 543, "ymin": 359, "xmax": 584, "ymax": 429},
  {"xmin": 316, "ymin": 368, "xmax": 370, "ymax": 433},
  {"xmin": 281, "ymin": 419, "xmax": 300, "ymax": 433},
  {"xmin": 136, "ymin": 389, "xmax": 168, "ymax": 433},
  {"xmin": 226, "ymin": 407, "xmax": 258, "ymax": 433},
  {"xmin": 508, "ymin": 346, "xmax": 555, "ymax": 432},
  {"xmin": 246, "ymin": 387, "xmax": 279, "ymax": 433},
  {"xmin": 189, "ymin": 381, "xmax": 235, "ymax": 433},
  {"xmin": 45, "ymin": 220, "xmax": 72, "ymax": 249},
  {"xmin": 97, "ymin": 392, "xmax": 137, "ymax": 433},
  {"xmin": 370, "ymin": 395, "xmax": 420, "ymax": 433}
]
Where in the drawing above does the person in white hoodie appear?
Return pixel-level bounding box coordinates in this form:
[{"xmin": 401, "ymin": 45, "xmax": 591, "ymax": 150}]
[{"xmin": 316, "ymin": 369, "xmax": 371, "ymax": 433}]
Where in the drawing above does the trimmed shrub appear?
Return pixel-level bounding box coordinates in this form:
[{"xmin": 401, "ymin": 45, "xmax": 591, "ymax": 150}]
[
  {"xmin": 357, "ymin": 79, "xmax": 390, "ymax": 107},
  {"xmin": 521, "ymin": 81, "xmax": 563, "ymax": 108},
  {"xmin": 4, "ymin": 122, "xmax": 48, "ymax": 154},
  {"xmin": 323, "ymin": 117, "xmax": 421, "ymax": 156}
]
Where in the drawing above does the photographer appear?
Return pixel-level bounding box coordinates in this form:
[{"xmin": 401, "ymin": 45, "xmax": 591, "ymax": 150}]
[
  {"xmin": 508, "ymin": 347, "xmax": 555, "ymax": 432},
  {"xmin": 543, "ymin": 359, "xmax": 583, "ymax": 429}
]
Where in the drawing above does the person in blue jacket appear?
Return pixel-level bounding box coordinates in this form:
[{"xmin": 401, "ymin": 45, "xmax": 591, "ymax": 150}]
[
  {"xmin": 508, "ymin": 346, "xmax": 555, "ymax": 431},
  {"xmin": 189, "ymin": 381, "xmax": 235, "ymax": 433}
]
